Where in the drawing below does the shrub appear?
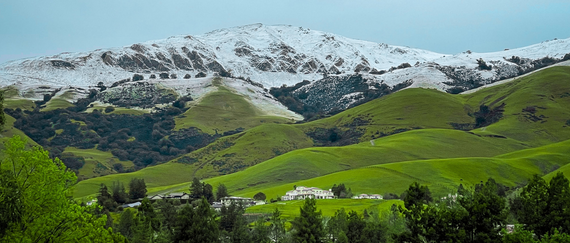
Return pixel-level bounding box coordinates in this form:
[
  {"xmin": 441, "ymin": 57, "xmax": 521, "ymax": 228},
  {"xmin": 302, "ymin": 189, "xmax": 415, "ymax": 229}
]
[
  {"xmin": 183, "ymin": 74, "xmax": 191, "ymax": 79},
  {"xmin": 170, "ymin": 73, "xmax": 177, "ymax": 79},
  {"xmin": 132, "ymin": 74, "xmax": 144, "ymax": 81},
  {"xmin": 159, "ymin": 73, "xmax": 169, "ymax": 79},
  {"xmin": 195, "ymin": 72, "xmax": 207, "ymax": 78},
  {"xmin": 477, "ymin": 58, "xmax": 492, "ymax": 70},
  {"xmin": 150, "ymin": 74, "xmax": 156, "ymax": 79},
  {"xmin": 104, "ymin": 106, "xmax": 115, "ymax": 113}
]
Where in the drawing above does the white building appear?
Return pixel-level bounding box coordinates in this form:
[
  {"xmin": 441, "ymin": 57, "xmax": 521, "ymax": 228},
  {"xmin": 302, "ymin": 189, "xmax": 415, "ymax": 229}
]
[
  {"xmin": 352, "ymin": 194, "xmax": 383, "ymax": 199},
  {"xmin": 281, "ymin": 186, "xmax": 335, "ymax": 201},
  {"xmin": 220, "ymin": 196, "xmax": 255, "ymax": 207}
]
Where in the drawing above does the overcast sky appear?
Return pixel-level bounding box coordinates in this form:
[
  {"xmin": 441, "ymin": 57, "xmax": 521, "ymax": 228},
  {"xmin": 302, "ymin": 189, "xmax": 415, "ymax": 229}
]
[{"xmin": 1, "ymin": 0, "xmax": 569, "ymax": 64}]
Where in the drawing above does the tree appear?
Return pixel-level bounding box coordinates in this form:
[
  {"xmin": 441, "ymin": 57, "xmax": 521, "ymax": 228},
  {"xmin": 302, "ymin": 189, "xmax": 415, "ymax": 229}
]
[
  {"xmin": 0, "ymin": 135, "xmax": 124, "ymax": 242},
  {"xmin": 254, "ymin": 192, "xmax": 267, "ymax": 201},
  {"xmin": 97, "ymin": 183, "xmax": 117, "ymax": 211},
  {"xmin": 545, "ymin": 172, "xmax": 570, "ymax": 234},
  {"xmin": 118, "ymin": 209, "xmax": 135, "ymax": 240},
  {"xmin": 292, "ymin": 198, "xmax": 324, "ymax": 243},
  {"xmin": 128, "ymin": 178, "xmax": 147, "ymax": 200},
  {"xmin": 216, "ymin": 183, "xmax": 229, "ymax": 200},
  {"xmin": 112, "ymin": 181, "xmax": 128, "ymax": 204},
  {"xmin": 346, "ymin": 211, "xmax": 366, "ymax": 243},
  {"xmin": 252, "ymin": 216, "xmax": 270, "ymax": 243},
  {"xmin": 173, "ymin": 198, "xmax": 219, "ymax": 243},
  {"xmin": 327, "ymin": 208, "xmax": 348, "ymax": 242},
  {"xmin": 203, "ymin": 182, "xmax": 215, "ymax": 203},
  {"xmin": 190, "ymin": 177, "xmax": 203, "ymax": 199},
  {"xmin": 460, "ymin": 179, "xmax": 507, "ymax": 242},
  {"xmin": 269, "ymin": 208, "xmax": 286, "ymax": 243},
  {"xmin": 519, "ymin": 174, "xmax": 550, "ymax": 237}
]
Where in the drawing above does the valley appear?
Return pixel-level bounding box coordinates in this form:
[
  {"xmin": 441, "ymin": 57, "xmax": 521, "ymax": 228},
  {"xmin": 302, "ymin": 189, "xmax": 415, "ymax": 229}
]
[{"xmin": 1, "ymin": 25, "xmax": 570, "ymax": 228}]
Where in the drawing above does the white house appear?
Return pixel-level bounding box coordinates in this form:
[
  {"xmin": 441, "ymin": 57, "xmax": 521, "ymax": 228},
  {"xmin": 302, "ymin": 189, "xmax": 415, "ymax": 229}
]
[
  {"xmin": 281, "ymin": 186, "xmax": 335, "ymax": 201},
  {"xmin": 220, "ymin": 196, "xmax": 255, "ymax": 207},
  {"xmin": 352, "ymin": 194, "xmax": 383, "ymax": 199}
]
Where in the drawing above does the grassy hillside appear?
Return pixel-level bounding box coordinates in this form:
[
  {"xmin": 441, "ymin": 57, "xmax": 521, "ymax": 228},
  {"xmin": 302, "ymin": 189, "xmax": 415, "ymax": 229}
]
[
  {"xmin": 64, "ymin": 147, "xmax": 135, "ymax": 180},
  {"xmin": 0, "ymin": 114, "xmax": 38, "ymax": 154},
  {"xmin": 69, "ymin": 66, "xmax": 570, "ymax": 201},
  {"xmin": 90, "ymin": 128, "xmax": 525, "ymax": 199},
  {"xmin": 174, "ymin": 79, "xmax": 292, "ymax": 134},
  {"xmin": 245, "ymin": 199, "xmax": 404, "ymax": 220},
  {"xmin": 297, "ymin": 87, "xmax": 474, "ymax": 142},
  {"xmin": 462, "ymin": 66, "xmax": 570, "ymax": 146},
  {"xmin": 237, "ymin": 138, "xmax": 570, "ymax": 199}
]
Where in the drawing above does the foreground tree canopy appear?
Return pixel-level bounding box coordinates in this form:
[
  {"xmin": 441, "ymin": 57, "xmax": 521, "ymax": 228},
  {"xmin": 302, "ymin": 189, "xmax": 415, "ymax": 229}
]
[{"xmin": 0, "ymin": 135, "xmax": 124, "ymax": 242}]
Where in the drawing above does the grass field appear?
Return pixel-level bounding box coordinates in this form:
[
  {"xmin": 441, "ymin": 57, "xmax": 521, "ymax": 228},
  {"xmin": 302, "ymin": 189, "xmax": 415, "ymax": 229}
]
[
  {"xmin": 64, "ymin": 147, "xmax": 135, "ymax": 180},
  {"xmin": 0, "ymin": 114, "xmax": 38, "ymax": 155},
  {"xmin": 16, "ymin": 65, "xmax": 570, "ymax": 209},
  {"xmin": 234, "ymin": 138, "xmax": 570, "ymax": 199},
  {"xmin": 174, "ymin": 81, "xmax": 292, "ymax": 134},
  {"xmin": 245, "ymin": 199, "xmax": 404, "ymax": 220}
]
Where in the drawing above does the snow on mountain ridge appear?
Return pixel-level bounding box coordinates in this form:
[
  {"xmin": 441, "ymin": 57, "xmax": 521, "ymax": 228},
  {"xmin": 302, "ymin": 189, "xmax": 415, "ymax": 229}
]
[{"xmin": 1, "ymin": 24, "xmax": 569, "ymax": 98}]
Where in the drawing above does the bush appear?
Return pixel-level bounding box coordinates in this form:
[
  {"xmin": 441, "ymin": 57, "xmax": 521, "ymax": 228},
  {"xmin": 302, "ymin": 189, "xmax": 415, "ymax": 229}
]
[
  {"xmin": 159, "ymin": 73, "xmax": 169, "ymax": 79},
  {"xmin": 195, "ymin": 72, "xmax": 207, "ymax": 78},
  {"xmin": 132, "ymin": 74, "xmax": 144, "ymax": 81},
  {"xmin": 150, "ymin": 74, "xmax": 156, "ymax": 79},
  {"xmin": 104, "ymin": 106, "xmax": 115, "ymax": 113},
  {"xmin": 170, "ymin": 73, "xmax": 177, "ymax": 79},
  {"xmin": 183, "ymin": 74, "xmax": 191, "ymax": 79},
  {"xmin": 477, "ymin": 58, "xmax": 492, "ymax": 70}
]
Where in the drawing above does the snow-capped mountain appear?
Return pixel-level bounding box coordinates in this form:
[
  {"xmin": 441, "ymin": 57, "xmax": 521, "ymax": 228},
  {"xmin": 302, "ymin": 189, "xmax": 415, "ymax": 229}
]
[{"xmin": 1, "ymin": 23, "xmax": 569, "ymax": 115}]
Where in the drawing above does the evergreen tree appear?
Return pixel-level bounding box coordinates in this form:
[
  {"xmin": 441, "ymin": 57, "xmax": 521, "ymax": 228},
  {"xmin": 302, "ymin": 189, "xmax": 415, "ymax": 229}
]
[
  {"xmin": 173, "ymin": 198, "xmax": 219, "ymax": 243},
  {"xmin": 327, "ymin": 208, "xmax": 348, "ymax": 241},
  {"xmin": 519, "ymin": 174, "xmax": 550, "ymax": 237},
  {"xmin": 157, "ymin": 199, "xmax": 177, "ymax": 238},
  {"xmin": 190, "ymin": 177, "xmax": 203, "ymax": 199},
  {"xmin": 292, "ymin": 198, "xmax": 324, "ymax": 243},
  {"xmin": 118, "ymin": 208, "xmax": 135, "ymax": 240},
  {"xmin": 252, "ymin": 216, "xmax": 270, "ymax": 243},
  {"xmin": 128, "ymin": 178, "xmax": 147, "ymax": 200},
  {"xmin": 346, "ymin": 211, "xmax": 366, "ymax": 243},
  {"xmin": 217, "ymin": 183, "xmax": 229, "ymax": 200},
  {"xmin": 97, "ymin": 183, "xmax": 117, "ymax": 211},
  {"xmin": 460, "ymin": 179, "xmax": 507, "ymax": 242},
  {"xmin": 546, "ymin": 172, "xmax": 570, "ymax": 234},
  {"xmin": 269, "ymin": 208, "xmax": 286, "ymax": 243},
  {"xmin": 203, "ymin": 182, "xmax": 215, "ymax": 203},
  {"xmin": 138, "ymin": 198, "xmax": 160, "ymax": 231},
  {"xmin": 112, "ymin": 181, "xmax": 128, "ymax": 204},
  {"xmin": 230, "ymin": 214, "xmax": 252, "ymax": 243}
]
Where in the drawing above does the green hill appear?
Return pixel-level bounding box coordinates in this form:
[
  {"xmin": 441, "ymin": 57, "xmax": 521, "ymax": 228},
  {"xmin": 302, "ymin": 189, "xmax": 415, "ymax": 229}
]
[
  {"xmin": 233, "ymin": 138, "xmax": 570, "ymax": 199},
  {"xmin": 71, "ymin": 66, "xmax": 570, "ymax": 199},
  {"xmin": 174, "ymin": 78, "xmax": 293, "ymax": 134}
]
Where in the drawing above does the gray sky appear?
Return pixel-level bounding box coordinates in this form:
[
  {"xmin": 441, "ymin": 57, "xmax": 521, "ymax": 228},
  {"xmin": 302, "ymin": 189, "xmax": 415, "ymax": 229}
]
[{"xmin": 1, "ymin": 0, "xmax": 569, "ymax": 64}]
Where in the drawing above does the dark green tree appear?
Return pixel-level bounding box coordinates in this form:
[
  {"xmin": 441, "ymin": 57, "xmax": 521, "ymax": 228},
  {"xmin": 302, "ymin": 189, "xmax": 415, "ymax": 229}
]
[
  {"xmin": 97, "ymin": 183, "xmax": 116, "ymax": 211},
  {"xmin": 252, "ymin": 216, "xmax": 270, "ymax": 243},
  {"xmin": 346, "ymin": 211, "xmax": 366, "ymax": 243},
  {"xmin": 519, "ymin": 174, "xmax": 550, "ymax": 237},
  {"xmin": 190, "ymin": 177, "xmax": 203, "ymax": 199},
  {"xmin": 327, "ymin": 208, "xmax": 348, "ymax": 242},
  {"xmin": 292, "ymin": 198, "xmax": 324, "ymax": 243},
  {"xmin": 173, "ymin": 198, "xmax": 219, "ymax": 243},
  {"xmin": 220, "ymin": 202, "xmax": 245, "ymax": 233},
  {"xmin": 546, "ymin": 172, "xmax": 570, "ymax": 234},
  {"xmin": 269, "ymin": 208, "xmax": 286, "ymax": 243},
  {"xmin": 203, "ymin": 182, "xmax": 215, "ymax": 203},
  {"xmin": 216, "ymin": 183, "xmax": 229, "ymax": 200},
  {"xmin": 254, "ymin": 192, "xmax": 267, "ymax": 201},
  {"xmin": 230, "ymin": 213, "xmax": 252, "ymax": 243},
  {"xmin": 112, "ymin": 181, "xmax": 128, "ymax": 204},
  {"xmin": 117, "ymin": 208, "xmax": 135, "ymax": 240},
  {"xmin": 138, "ymin": 198, "xmax": 160, "ymax": 231},
  {"xmin": 128, "ymin": 178, "xmax": 147, "ymax": 200},
  {"xmin": 398, "ymin": 182, "xmax": 431, "ymax": 242},
  {"xmin": 157, "ymin": 199, "xmax": 178, "ymax": 238},
  {"xmin": 460, "ymin": 179, "xmax": 507, "ymax": 242}
]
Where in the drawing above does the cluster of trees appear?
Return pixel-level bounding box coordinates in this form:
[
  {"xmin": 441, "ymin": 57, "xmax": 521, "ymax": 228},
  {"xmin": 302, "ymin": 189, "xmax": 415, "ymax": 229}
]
[
  {"xmin": 4, "ymin": 90, "xmax": 218, "ymax": 170},
  {"xmin": 97, "ymin": 178, "xmax": 148, "ymax": 212},
  {"xmin": 331, "ymin": 183, "xmax": 353, "ymax": 198},
  {"xmin": 397, "ymin": 176, "xmax": 570, "ymax": 242},
  {"xmin": 0, "ymin": 136, "xmax": 124, "ymax": 242}
]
